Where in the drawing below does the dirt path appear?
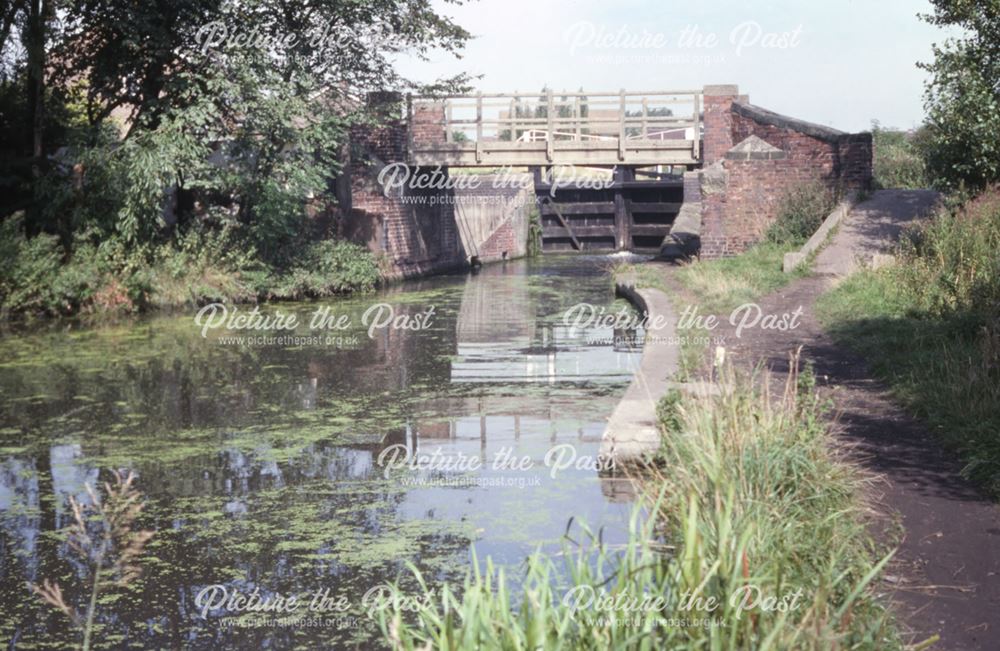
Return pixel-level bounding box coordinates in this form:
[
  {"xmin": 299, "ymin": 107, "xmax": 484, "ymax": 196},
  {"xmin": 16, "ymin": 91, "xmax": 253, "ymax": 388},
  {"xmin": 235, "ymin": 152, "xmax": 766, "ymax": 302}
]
[{"xmin": 704, "ymin": 191, "xmax": 1000, "ymax": 650}]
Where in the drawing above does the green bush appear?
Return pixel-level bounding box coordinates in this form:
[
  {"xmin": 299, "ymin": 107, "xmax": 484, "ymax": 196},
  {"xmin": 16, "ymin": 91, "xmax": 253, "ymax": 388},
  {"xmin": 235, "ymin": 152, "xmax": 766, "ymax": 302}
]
[
  {"xmin": 263, "ymin": 240, "xmax": 381, "ymax": 299},
  {"xmin": 871, "ymin": 122, "xmax": 929, "ymax": 190},
  {"xmin": 894, "ymin": 188, "xmax": 1000, "ymax": 320},
  {"xmin": 0, "ymin": 216, "xmax": 108, "ymax": 316},
  {"xmin": 764, "ymin": 181, "xmax": 838, "ymax": 246},
  {"xmin": 919, "ymin": 3, "xmax": 1000, "ymax": 192}
]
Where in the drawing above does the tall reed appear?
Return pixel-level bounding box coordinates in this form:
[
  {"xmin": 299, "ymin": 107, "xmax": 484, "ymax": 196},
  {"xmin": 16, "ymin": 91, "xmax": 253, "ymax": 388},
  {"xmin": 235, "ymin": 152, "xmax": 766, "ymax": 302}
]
[
  {"xmin": 31, "ymin": 470, "xmax": 155, "ymax": 651},
  {"xmin": 378, "ymin": 358, "xmax": 901, "ymax": 650}
]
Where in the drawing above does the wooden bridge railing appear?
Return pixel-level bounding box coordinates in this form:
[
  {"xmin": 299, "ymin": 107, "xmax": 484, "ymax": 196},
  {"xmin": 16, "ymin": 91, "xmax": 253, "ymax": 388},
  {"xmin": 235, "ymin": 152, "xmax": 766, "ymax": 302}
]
[{"xmin": 407, "ymin": 89, "xmax": 703, "ymax": 167}]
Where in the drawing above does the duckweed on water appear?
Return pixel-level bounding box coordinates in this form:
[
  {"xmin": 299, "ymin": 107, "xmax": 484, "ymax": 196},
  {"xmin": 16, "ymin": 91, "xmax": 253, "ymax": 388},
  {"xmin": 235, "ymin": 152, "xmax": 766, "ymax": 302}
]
[{"xmin": 0, "ymin": 256, "xmax": 643, "ymax": 649}]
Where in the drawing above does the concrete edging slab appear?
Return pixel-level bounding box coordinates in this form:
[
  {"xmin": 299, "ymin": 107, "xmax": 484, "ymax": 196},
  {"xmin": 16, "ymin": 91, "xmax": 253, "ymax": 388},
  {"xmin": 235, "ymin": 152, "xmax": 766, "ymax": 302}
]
[
  {"xmin": 782, "ymin": 198, "xmax": 856, "ymax": 273},
  {"xmin": 599, "ymin": 277, "xmax": 678, "ymax": 463}
]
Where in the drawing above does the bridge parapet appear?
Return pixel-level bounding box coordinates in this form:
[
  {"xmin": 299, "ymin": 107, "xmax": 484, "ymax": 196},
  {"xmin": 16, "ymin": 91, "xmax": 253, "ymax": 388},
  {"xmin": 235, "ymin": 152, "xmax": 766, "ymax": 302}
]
[{"xmin": 407, "ymin": 89, "xmax": 703, "ymax": 167}]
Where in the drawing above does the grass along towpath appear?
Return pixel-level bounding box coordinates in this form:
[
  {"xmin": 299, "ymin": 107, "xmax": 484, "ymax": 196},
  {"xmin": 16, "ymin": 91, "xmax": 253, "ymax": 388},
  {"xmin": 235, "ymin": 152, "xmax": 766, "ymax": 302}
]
[{"xmin": 687, "ymin": 190, "xmax": 1000, "ymax": 650}]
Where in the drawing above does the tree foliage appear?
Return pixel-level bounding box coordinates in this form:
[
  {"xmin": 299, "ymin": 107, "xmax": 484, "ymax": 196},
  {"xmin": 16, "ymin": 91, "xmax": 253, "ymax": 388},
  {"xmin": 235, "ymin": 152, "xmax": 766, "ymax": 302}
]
[
  {"xmin": 920, "ymin": 0, "xmax": 1000, "ymax": 190},
  {"xmin": 0, "ymin": 0, "xmax": 472, "ymax": 315}
]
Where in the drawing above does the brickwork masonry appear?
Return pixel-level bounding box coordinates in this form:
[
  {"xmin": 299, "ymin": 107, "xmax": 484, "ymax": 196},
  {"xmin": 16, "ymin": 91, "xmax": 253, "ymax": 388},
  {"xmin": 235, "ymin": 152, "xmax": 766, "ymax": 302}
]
[
  {"xmin": 698, "ymin": 88, "xmax": 872, "ymax": 258},
  {"xmin": 340, "ymin": 104, "xmax": 530, "ymax": 279}
]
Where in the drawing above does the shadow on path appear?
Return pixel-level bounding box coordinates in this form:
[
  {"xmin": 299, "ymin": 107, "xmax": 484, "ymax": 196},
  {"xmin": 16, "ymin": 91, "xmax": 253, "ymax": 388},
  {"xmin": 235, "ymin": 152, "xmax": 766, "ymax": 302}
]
[{"xmin": 707, "ymin": 191, "xmax": 1000, "ymax": 650}]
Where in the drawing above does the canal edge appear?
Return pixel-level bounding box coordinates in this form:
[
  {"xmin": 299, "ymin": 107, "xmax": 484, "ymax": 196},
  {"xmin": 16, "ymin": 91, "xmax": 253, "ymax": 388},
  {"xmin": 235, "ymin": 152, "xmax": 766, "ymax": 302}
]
[{"xmin": 599, "ymin": 274, "xmax": 679, "ymax": 463}]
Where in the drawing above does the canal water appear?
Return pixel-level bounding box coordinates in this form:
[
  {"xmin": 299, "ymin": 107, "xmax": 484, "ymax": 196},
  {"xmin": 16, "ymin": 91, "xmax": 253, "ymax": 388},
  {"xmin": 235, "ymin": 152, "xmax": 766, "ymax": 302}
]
[{"xmin": 0, "ymin": 254, "xmax": 645, "ymax": 649}]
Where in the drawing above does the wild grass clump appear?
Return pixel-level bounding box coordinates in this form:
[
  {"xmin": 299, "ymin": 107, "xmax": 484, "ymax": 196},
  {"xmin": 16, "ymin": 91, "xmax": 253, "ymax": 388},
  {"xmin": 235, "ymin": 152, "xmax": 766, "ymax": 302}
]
[
  {"xmin": 818, "ymin": 187, "xmax": 1000, "ymax": 493},
  {"xmin": 262, "ymin": 239, "xmax": 382, "ymax": 299},
  {"xmin": 894, "ymin": 188, "xmax": 1000, "ymax": 320},
  {"xmin": 764, "ymin": 181, "xmax": 839, "ymax": 247},
  {"xmin": 674, "ymin": 181, "xmax": 835, "ymax": 313},
  {"xmin": 655, "ymin": 388, "xmax": 683, "ymax": 434},
  {"xmin": 31, "ymin": 470, "xmax": 155, "ymax": 651},
  {"xmin": 146, "ymin": 226, "xmax": 255, "ymax": 308},
  {"xmin": 377, "ymin": 361, "xmax": 899, "ymax": 650},
  {"xmin": 675, "ymin": 242, "xmax": 806, "ymax": 313}
]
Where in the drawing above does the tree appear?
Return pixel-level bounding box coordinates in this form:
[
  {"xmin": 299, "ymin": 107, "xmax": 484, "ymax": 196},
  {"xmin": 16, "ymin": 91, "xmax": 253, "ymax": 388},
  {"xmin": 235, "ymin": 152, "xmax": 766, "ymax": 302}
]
[
  {"xmin": 3, "ymin": 0, "xmax": 473, "ymax": 259},
  {"xmin": 920, "ymin": 0, "xmax": 1000, "ymax": 190}
]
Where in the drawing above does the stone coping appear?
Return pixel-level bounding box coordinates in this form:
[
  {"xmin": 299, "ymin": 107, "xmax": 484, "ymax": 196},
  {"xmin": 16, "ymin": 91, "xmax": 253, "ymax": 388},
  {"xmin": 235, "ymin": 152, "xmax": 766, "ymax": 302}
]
[
  {"xmin": 599, "ymin": 276, "xmax": 678, "ymax": 463},
  {"xmin": 782, "ymin": 198, "xmax": 856, "ymax": 273},
  {"xmin": 732, "ymin": 102, "xmax": 871, "ymax": 144}
]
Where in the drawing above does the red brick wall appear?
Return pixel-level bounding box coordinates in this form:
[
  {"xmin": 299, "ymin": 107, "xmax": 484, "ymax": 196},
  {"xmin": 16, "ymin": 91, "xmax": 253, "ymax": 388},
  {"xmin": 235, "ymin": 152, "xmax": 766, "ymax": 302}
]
[
  {"xmin": 410, "ymin": 102, "xmax": 447, "ymax": 148},
  {"xmin": 342, "ymin": 116, "xmax": 529, "ymax": 278},
  {"xmin": 478, "ymin": 220, "xmax": 519, "ymax": 261},
  {"xmin": 697, "ymin": 92, "xmax": 873, "ymax": 258},
  {"xmin": 344, "ymin": 121, "xmax": 467, "ymax": 280},
  {"xmin": 451, "ymin": 176, "xmax": 531, "ymax": 263},
  {"xmin": 701, "ymin": 157, "xmax": 828, "ymax": 257},
  {"xmin": 702, "ymin": 87, "xmax": 738, "ymax": 165},
  {"xmin": 730, "ymin": 107, "xmax": 872, "ymax": 191}
]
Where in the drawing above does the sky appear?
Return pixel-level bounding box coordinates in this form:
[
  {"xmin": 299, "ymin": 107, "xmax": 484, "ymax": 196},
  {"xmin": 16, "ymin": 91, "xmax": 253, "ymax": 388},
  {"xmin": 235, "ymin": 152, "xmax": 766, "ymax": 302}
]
[{"xmin": 395, "ymin": 0, "xmax": 951, "ymax": 133}]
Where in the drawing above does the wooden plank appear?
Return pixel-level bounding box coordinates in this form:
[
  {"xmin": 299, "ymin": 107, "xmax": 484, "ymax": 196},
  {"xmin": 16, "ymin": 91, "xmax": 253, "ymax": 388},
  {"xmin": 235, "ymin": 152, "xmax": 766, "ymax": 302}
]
[
  {"xmin": 475, "ymin": 92, "xmax": 483, "ymax": 143},
  {"xmin": 627, "ymin": 201, "xmax": 682, "ymax": 213},
  {"xmin": 574, "ymin": 96, "xmax": 581, "ymax": 140},
  {"xmin": 543, "ymin": 225, "xmax": 616, "ymax": 238},
  {"xmin": 630, "ymin": 224, "xmax": 674, "ymax": 236},
  {"xmin": 412, "ymin": 139, "xmax": 694, "ymax": 155},
  {"xmin": 534, "ymin": 179, "xmax": 683, "ymax": 191},
  {"xmin": 618, "ymin": 89, "xmax": 626, "ymax": 161},
  {"xmin": 692, "ymin": 93, "xmax": 701, "ymax": 160},
  {"xmin": 618, "ymin": 179, "xmax": 684, "ymax": 189},
  {"xmin": 633, "ymin": 169, "xmax": 680, "ymax": 179},
  {"xmin": 613, "ymin": 166, "xmax": 628, "ymax": 250},
  {"xmin": 546, "ymin": 89, "xmax": 555, "ymax": 161},
  {"xmin": 539, "ymin": 201, "xmax": 615, "ymax": 215},
  {"xmin": 410, "ymin": 90, "xmax": 703, "ymax": 100},
  {"xmin": 542, "ymin": 199, "xmax": 581, "ymax": 250},
  {"xmin": 509, "ymin": 98, "xmax": 516, "ymax": 141},
  {"xmin": 409, "ymin": 142, "xmax": 700, "ymax": 167},
  {"xmin": 642, "ymin": 98, "xmax": 648, "ymax": 139}
]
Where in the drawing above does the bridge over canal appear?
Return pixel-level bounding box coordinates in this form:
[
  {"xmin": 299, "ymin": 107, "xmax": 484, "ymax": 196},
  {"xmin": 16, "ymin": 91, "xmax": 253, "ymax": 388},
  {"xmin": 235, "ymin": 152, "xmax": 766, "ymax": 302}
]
[
  {"xmin": 407, "ymin": 89, "xmax": 702, "ymax": 168},
  {"xmin": 344, "ymin": 84, "xmax": 873, "ymax": 276},
  {"xmin": 405, "ymin": 87, "xmax": 707, "ymax": 253}
]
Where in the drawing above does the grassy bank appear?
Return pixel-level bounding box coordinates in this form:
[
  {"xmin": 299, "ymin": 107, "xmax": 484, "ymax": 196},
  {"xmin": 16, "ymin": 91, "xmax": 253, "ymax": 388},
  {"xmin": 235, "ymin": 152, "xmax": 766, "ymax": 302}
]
[
  {"xmin": 676, "ymin": 181, "xmax": 837, "ymax": 313},
  {"xmin": 817, "ymin": 189, "xmax": 1000, "ymax": 495},
  {"xmin": 608, "ymin": 181, "xmax": 836, "ymax": 378},
  {"xmin": 675, "ymin": 242, "xmax": 806, "ymax": 313},
  {"xmin": 377, "ymin": 364, "xmax": 899, "ymax": 650},
  {"xmin": 0, "ymin": 215, "xmax": 381, "ymax": 319}
]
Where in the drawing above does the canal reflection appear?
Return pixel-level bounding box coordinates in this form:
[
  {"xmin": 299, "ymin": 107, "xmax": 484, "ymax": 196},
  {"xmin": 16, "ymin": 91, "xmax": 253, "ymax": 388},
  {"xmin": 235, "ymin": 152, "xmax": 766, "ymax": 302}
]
[{"xmin": 0, "ymin": 255, "xmax": 645, "ymax": 649}]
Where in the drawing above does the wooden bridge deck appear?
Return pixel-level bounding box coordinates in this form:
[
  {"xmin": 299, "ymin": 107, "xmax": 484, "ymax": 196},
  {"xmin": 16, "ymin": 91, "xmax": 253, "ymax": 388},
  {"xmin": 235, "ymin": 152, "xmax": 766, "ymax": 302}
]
[{"xmin": 408, "ymin": 89, "xmax": 703, "ymax": 167}]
